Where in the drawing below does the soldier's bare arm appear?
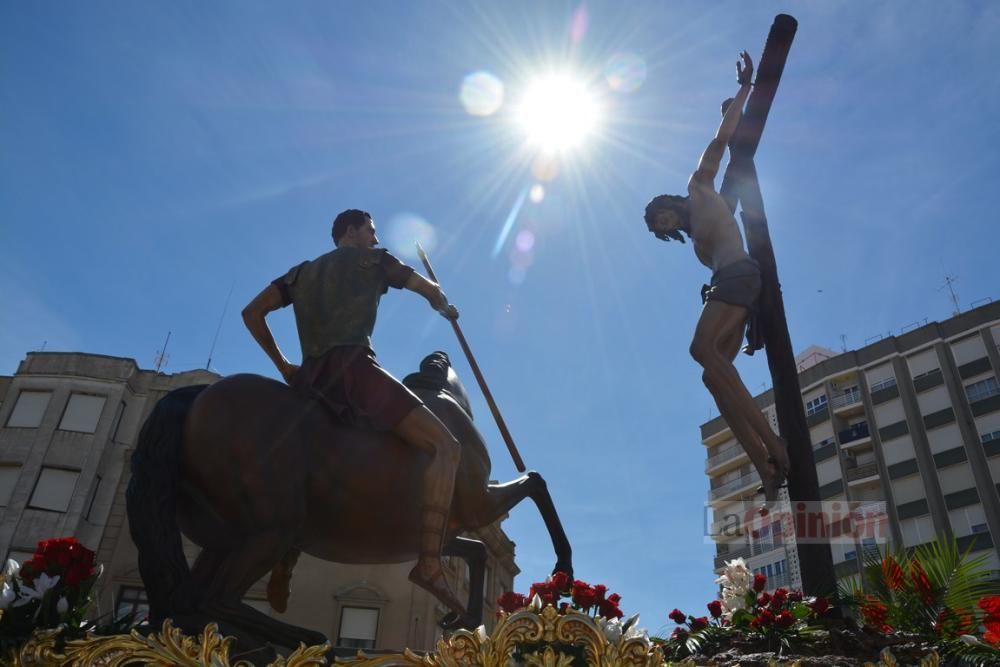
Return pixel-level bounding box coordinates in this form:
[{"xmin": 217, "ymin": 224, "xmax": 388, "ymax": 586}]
[
  {"xmin": 242, "ymin": 284, "xmax": 300, "ymax": 383},
  {"xmin": 405, "ymin": 272, "xmax": 459, "ymax": 320},
  {"xmin": 689, "ymin": 51, "xmax": 754, "ymax": 190}
]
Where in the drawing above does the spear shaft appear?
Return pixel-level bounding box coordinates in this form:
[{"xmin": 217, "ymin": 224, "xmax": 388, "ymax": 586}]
[{"xmin": 416, "ymin": 243, "xmax": 527, "ymax": 472}]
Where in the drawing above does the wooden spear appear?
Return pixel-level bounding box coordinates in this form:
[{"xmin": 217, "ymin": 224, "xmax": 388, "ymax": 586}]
[{"xmin": 416, "ymin": 242, "xmax": 527, "ymax": 472}]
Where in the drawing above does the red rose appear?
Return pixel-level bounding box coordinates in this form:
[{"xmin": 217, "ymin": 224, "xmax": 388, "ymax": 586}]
[
  {"xmin": 756, "ymin": 609, "xmax": 775, "ymax": 627},
  {"xmin": 707, "ymin": 600, "xmax": 723, "ymax": 618},
  {"xmin": 670, "ymin": 627, "xmax": 688, "ymax": 642},
  {"xmin": 771, "ymin": 588, "xmax": 788, "ymax": 603},
  {"xmin": 607, "ymin": 593, "xmax": 621, "ymax": 605},
  {"xmin": 598, "ymin": 597, "xmax": 623, "ymax": 619},
  {"xmin": 979, "ymin": 595, "xmax": 1000, "ymax": 618},
  {"xmin": 529, "ymin": 581, "xmax": 559, "ymax": 607},
  {"xmin": 690, "ymin": 616, "xmax": 709, "ymax": 631},
  {"xmin": 571, "ymin": 581, "xmax": 598, "ymax": 609},
  {"xmin": 809, "ymin": 596, "xmax": 831, "ymax": 615},
  {"xmin": 669, "ymin": 608, "xmax": 687, "ymax": 624},
  {"xmin": 775, "ymin": 610, "xmax": 795, "ymax": 629},
  {"xmin": 757, "ymin": 592, "xmax": 772, "ymax": 608},
  {"xmin": 497, "ymin": 591, "xmax": 528, "ymax": 613},
  {"xmin": 592, "ymin": 584, "xmax": 608, "ymax": 601},
  {"xmin": 985, "ymin": 618, "xmax": 1000, "ymax": 646},
  {"xmin": 861, "ymin": 597, "xmax": 890, "ymax": 631},
  {"xmin": 550, "ymin": 571, "xmax": 571, "ymax": 593},
  {"xmin": 753, "ymin": 573, "xmax": 767, "ymax": 592},
  {"xmin": 787, "ymin": 590, "xmax": 804, "ymax": 603}
]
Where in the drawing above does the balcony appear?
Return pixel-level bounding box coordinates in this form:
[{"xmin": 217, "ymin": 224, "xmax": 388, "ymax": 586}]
[
  {"xmin": 705, "ymin": 445, "xmax": 748, "ymax": 473},
  {"xmin": 846, "ymin": 462, "xmax": 879, "ymax": 485},
  {"xmin": 831, "ymin": 389, "xmax": 864, "ymax": 414},
  {"xmin": 766, "ymin": 571, "xmax": 791, "ymax": 590},
  {"xmin": 751, "ymin": 540, "xmax": 784, "ymax": 557},
  {"xmin": 714, "ymin": 544, "xmax": 751, "ymax": 569},
  {"xmin": 838, "ymin": 421, "xmax": 871, "ymax": 450},
  {"xmin": 710, "ymin": 471, "xmax": 761, "ymax": 501}
]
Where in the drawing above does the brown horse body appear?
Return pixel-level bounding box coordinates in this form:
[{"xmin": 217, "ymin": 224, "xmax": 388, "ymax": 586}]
[{"xmin": 127, "ymin": 352, "xmax": 572, "ymax": 652}]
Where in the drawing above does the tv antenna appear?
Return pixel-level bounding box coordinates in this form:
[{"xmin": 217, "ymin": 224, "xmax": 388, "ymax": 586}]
[
  {"xmin": 206, "ymin": 281, "xmax": 236, "ymax": 371},
  {"xmin": 839, "ymin": 334, "xmax": 847, "ymax": 353},
  {"xmin": 154, "ymin": 331, "xmax": 171, "ymax": 373},
  {"xmin": 941, "ymin": 274, "xmax": 961, "ymax": 316}
]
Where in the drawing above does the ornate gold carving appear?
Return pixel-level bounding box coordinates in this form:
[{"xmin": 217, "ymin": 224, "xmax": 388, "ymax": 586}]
[{"xmin": 8, "ymin": 612, "xmax": 944, "ymax": 667}]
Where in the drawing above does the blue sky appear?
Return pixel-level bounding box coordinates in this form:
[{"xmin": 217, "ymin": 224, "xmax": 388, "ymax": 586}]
[{"xmin": 2, "ymin": 1, "xmax": 999, "ymax": 636}]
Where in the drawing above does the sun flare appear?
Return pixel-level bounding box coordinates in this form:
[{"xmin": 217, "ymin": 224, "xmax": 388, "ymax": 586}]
[{"xmin": 515, "ymin": 73, "xmax": 601, "ymax": 153}]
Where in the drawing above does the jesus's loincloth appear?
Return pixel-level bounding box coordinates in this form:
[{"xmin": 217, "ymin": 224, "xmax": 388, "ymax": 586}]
[{"xmin": 701, "ymin": 257, "xmax": 765, "ymax": 355}]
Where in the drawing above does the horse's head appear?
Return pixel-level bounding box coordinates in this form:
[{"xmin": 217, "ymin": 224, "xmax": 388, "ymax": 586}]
[{"xmin": 402, "ymin": 351, "xmax": 473, "ymax": 419}]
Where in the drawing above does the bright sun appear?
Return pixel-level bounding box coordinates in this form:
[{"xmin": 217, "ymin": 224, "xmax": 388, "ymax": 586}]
[{"xmin": 515, "ymin": 73, "xmax": 601, "ymax": 152}]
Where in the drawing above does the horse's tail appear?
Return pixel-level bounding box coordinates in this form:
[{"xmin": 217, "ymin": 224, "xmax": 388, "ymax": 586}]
[{"xmin": 125, "ymin": 384, "xmax": 207, "ymax": 624}]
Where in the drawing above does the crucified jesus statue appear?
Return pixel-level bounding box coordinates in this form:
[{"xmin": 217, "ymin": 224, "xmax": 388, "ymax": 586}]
[{"xmin": 643, "ymin": 51, "xmax": 789, "ymax": 503}]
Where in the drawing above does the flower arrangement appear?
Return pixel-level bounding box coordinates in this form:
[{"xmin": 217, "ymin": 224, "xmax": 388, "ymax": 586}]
[
  {"xmin": 659, "ymin": 558, "xmax": 831, "ymax": 660},
  {"xmin": 496, "ymin": 571, "xmax": 626, "ymax": 621},
  {"xmin": 0, "ymin": 537, "xmax": 102, "ymax": 650},
  {"xmin": 840, "ymin": 537, "xmax": 1000, "ymax": 663},
  {"xmin": 495, "ymin": 572, "xmax": 647, "ymax": 665}
]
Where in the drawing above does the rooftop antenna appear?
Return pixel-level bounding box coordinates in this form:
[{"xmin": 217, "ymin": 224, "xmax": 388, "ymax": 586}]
[
  {"xmin": 839, "ymin": 334, "xmax": 847, "ymax": 353},
  {"xmin": 941, "ymin": 274, "xmax": 961, "ymax": 316},
  {"xmin": 154, "ymin": 331, "xmax": 171, "ymax": 373},
  {"xmin": 206, "ymin": 281, "xmax": 236, "ymax": 371}
]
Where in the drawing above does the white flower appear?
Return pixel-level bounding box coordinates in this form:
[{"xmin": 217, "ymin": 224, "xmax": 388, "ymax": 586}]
[
  {"xmin": 3, "ymin": 558, "xmax": 19, "ymax": 579},
  {"xmin": 599, "ymin": 617, "xmax": 622, "ymax": 643},
  {"xmin": 13, "ymin": 573, "xmax": 60, "ymax": 607},
  {"xmin": 715, "ymin": 558, "xmax": 752, "ymax": 620},
  {"xmin": 56, "ymin": 596, "xmax": 69, "ymax": 615},
  {"xmin": 0, "ymin": 581, "xmax": 15, "ymax": 610},
  {"xmin": 960, "ymin": 634, "xmax": 985, "ymax": 646},
  {"xmin": 624, "ymin": 624, "xmax": 649, "ymax": 643}
]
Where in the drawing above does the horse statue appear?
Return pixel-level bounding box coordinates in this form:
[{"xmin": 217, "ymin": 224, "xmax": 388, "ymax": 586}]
[{"xmin": 126, "ymin": 351, "xmax": 572, "ymax": 651}]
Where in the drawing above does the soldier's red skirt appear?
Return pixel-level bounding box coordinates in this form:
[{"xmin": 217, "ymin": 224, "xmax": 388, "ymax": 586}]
[{"xmin": 293, "ymin": 346, "xmax": 422, "ymax": 431}]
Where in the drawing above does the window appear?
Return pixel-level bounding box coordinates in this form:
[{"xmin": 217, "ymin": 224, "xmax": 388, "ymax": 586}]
[
  {"xmin": 116, "ymin": 586, "xmax": 149, "ymax": 623},
  {"xmin": 28, "ymin": 468, "xmax": 79, "ymax": 512},
  {"xmin": 805, "ymin": 394, "xmax": 828, "ymax": 417},
  {"xmin": 973, "ymin": 523, "xmax": 990, "ymax": 534},
  {"xmin": 6, "ymin": 391, "xmax": 51, "ymax": 428},
  {"xmin": 58, "ymin": 393, "xmax": 106, "ymax": 433},
  {"xmin": 813, "ymin": 437, "xmax": 835, "ymax": 450},
  {"xmin": 967, "ymin": 377, "xmax": 1000, "ymax": 404},
  {"xmin": 870, "ymin": 377, "xmax": 897, "ymax": 393},
  {"xmin": 0, "ymin": 466, "xmax": 20, "ymax": 506},
  {"xmin": 844, "ymin": 550, "xmax": 857, "ymax": 561},
  {"xmin": 338, "ymin": 606, "xmax": 379, "ymax": 649},
  {"xmin": 484, "ymin": 564, "xmax": 493, "ymax": 601},
  {"xmin": 983, "ymin": 430, "xmax": 1000, "ymax": 444}
]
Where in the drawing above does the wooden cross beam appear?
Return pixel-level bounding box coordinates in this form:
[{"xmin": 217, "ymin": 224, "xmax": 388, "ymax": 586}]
[{"xmin": 720, "ymin": 15, "xmax": 838, "ymax": 599}]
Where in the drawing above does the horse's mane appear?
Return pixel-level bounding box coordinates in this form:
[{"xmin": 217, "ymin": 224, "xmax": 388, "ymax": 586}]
[{"xmin": 402, "ymin": 351, "xmax": 473, "ymax": 419}]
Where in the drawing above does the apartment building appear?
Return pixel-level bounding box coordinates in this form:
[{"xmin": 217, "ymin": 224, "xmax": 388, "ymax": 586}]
[
  {"xmin": 0, "ymin": 351, "xmax": 517, "ymax": 651},
  {"xmin": 703, "ymin": 300, "xmax": 1000, "ymax": 590}
]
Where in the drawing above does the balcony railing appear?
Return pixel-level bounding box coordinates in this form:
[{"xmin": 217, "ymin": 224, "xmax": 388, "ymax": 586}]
[
  {"xmin": 710, "ymin": 472, "xmax": 761, "ymax": 500},
  {"xmin": 766, "ymin": 571, "xmax": 791, "ymax": 590},
  {"xmin": 838, "ymin": 421, "xmax": 871, "ymax": 445},
  {"xmin": 705, "ymin": 446, "xmax": 747, "ymax": 471},
  {"xmin": 714, "ymin": 545, "xmax": 752, "ymax": 569},
  {"xmin": 751, "ymin": 540, "xmax": 784, "ymax": 557},
  {"xmin": 846, "ymin": 462, "xmax": 879, "ymax": 482},
  {"xmin": 831, "ymin": 390, "xmax": 863, "ymax": 411}
]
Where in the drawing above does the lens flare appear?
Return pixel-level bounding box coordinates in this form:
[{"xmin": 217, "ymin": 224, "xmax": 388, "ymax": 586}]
[
  {"xmin": 515, "ymin": 230, "xmax": 536, "ymax": 252},
  {"xmin": 460, "ymin": 71, "xmax": 505, "ymax": 116},
  {"xmin": 385, "ymin": 212, "xmax": 436, "ymax": 261},
  {"xmin": 569, "ymin": 5, "xmax": 588, "ymax": 43},
  {"xmin": 529, "ymin": 184, "xmax": 545, "ymax": 203},
  {"xmin": 516, "ymin": 73, "xmax": 601, "ymax": 152},
  {"xmin": 605, "ymin": 53, "xmax": 647, "ymax": 93}
]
